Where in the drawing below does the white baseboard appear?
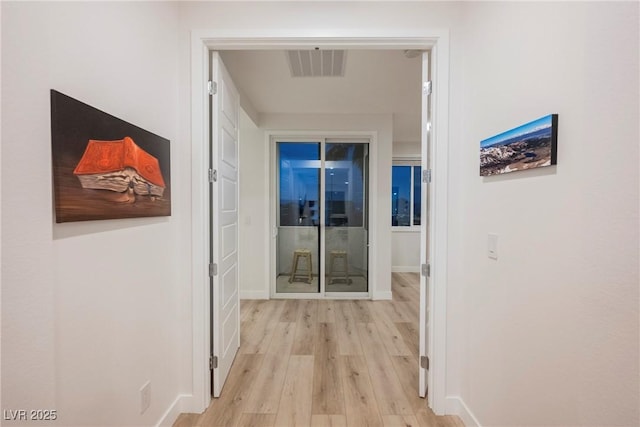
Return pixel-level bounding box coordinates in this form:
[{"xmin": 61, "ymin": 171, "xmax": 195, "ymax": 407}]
[
  {"xmin": 392, "ymin": 266, "xmax": 420, "ymax": 273},
  {"xmin": 240, "ymin": 289, "xmax": 269, "ymax": 299},
  {"xmin": 445, "ymin": 396, "xmax": 481, "ymax": 427},
  {"xmin": 372, "ymin": 290, "xmax": 392, "ymax": 300},
  {"xmin": 156, "ymin": 394, "xmax": 191, "ymax": 427}
]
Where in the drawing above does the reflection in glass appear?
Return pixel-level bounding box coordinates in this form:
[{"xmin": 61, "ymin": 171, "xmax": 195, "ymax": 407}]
[
  {"xmin": 276, "ymin": 143, "xmax": 320, "ymax": 293},
  {"xmin": 392, "ymin": 165, "xmax": 411, "ymax": 226},
  {"xmin": 392, "ymin": 165, "xmax": 422, "ymax": 227},
  {"xmin": 325, "ymin": 143, "xmax": 368, "ymax": 293},
  {"xmin": 279, "ymin": 143, "xmax": 320, "ymax": 226}
]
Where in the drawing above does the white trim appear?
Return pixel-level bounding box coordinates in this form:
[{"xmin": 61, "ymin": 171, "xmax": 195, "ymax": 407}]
[
  {"xmin": 239, "ymin": 290, "xmax": 269, "ymax": 300},
  {"xmin": 155, "ymin": 394, "xmax": 190, "ymax": 427},
  {"xmin": 189, "ymin": 30, "xmax": 450, "ymax": 415},
  {"xmin": 392, "ymin": 266, "xmax": 420, "ymax": 273},
  {"xmin": 391, "ymin": 227, "xmax": 421, "ymax": 233},
  {"xmin": 392, "ymin": 156, "xmax": 422, "ymax": 163},
  {"xmin": 268, "ymin": 134, "xmax": 277, "ymax": 298},
  {"xmin": 263, "ymin": 132, "xmax": 272, "ymax": 301},
  {"xmin": 191, "ymin": 29, "xmax": 447, "ymax": 50},
  {"xmin": 372, "ymin": 290, "xmax": 393, "ymax": 300},
  {"xmin": 419, "ymin": 50, "xmax": 431, "ymax": 400},
  {"xmin": 324, "ymin": 292, "xmax": 372, "ymax": 299},
  {"xmin": 445, "ymin": 396, "xmax": 482, "ymax": 427},
  {"xmin": 430, "ymin": 37, "xmax": 450, "ymax": 415},
  {"xmin": 189, "ymin": 35, "xmax": 210, "ymax": 414}
]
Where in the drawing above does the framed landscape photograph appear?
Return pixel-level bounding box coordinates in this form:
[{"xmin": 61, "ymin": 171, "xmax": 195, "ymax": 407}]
[
  {"xmin": 51, "ymin": 90, "xmax": 171, "ymax": 223},
  {"xmin": 480, "ymin": 114, "xmax": 558, "ymax": 176}
]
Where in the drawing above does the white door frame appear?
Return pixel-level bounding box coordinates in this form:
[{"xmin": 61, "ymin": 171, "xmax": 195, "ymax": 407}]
[{"xmin": 189, "ymin": 30, "xmax": 450, "ymax": 414}]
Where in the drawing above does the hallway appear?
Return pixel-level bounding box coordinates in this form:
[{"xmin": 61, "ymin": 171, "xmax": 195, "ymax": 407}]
[{"xmin": 175, "ymin": 273, "xmax": 463, "ymax": 427}]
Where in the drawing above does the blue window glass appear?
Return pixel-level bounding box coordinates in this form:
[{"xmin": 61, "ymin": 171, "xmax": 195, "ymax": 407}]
[
  {"xmin": 392, "ymin": 166, "xmax": 411, "ymax": 226},
  {"xmin": 326, "ymin": 143, "xmax": 367, "ymax": 227},
  {"xmin": 279, "ymin": 143, "xmax": 320, "ymax": 226},
  {"xmin": 413, "ymin": 166, "xmax": 421, "ymax": 226},
  {"xmin": 392, "ymin": 164, "xmax": 421, "ymax": 226}
]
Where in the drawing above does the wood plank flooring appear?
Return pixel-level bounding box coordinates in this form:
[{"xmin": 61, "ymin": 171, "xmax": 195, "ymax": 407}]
[{"xmin": 176, "ymin": 273, "xmax": 463, "ymax": 427}]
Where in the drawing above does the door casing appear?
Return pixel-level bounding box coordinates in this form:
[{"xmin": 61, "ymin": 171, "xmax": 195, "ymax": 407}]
[{"xmin": 189, "ymin": 31, "xmax": 450, "ymax": 415}]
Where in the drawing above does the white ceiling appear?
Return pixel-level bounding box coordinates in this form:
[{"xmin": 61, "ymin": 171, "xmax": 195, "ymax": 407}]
[{"xmin": 219, "ymin": 49, "xmax": 423, "ymax": 142}]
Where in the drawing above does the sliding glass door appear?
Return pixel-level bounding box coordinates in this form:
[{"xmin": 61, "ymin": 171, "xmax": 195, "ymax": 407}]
[
  {"xmin": 324, "ymin": 142, "xmax": 369, "ymax": 293},
  {"xmin": 275, "ymin": 138, "xmax": 369, "ymax": 297}
]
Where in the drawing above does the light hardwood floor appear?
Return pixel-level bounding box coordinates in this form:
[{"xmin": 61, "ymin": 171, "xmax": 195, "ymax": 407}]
[{"xmin": 174, "ymin": 273, "xmax": 463, "ymax": 427}]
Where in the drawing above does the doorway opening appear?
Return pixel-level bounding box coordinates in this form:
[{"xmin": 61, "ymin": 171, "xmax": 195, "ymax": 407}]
[{"xmin": 190, "ymin": 33, "xmax": 450, "ymax": 415}]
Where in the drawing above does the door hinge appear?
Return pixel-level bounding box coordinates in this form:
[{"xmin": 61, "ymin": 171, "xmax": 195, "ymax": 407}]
[
  {"xmin": 208, "ymin": 168, "xmax": 217, "ymax": 183},
  {"xmin": 422, "ymin": 169, "xmax": 431, "ymax": 184},
  {"xmin": 423, "ymin": 80, "xmax": 432, "ymax": 96},
  {"xmin": 208, "ymin": 80, "xmax": 217, "ymax": 96},
  {"xmin": 209, "ymin": 355, "xmax": 218, "ymax": 370},
  {"xmin": 421, "ymin": 263, "xmax": 431, "ymax": 277},
  {"xmin": 209, "ymin": 263, "xmax": 217, "ymax": 277},
  {"xmin": 420, "ymin": 355, "xmax": 430, "ymax": 370}
]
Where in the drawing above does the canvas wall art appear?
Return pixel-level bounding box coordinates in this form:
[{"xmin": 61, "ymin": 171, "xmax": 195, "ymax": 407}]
[
  {"xmin": 480, "ymin": 114, "xmax": 558, "ymax": 176},
  {"xmin": 51, "ymin": 90, "xmax": 171, "ymax": 222}
]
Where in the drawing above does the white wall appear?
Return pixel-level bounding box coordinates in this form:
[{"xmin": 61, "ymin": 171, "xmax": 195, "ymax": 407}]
[
  {"xmin": 238, "ymin": 108, "xmax": 268, "ymax": 298},
  {"xmin": 392, "ymin": 140, "xmax": 421, "ymax": 158},
  {"xmin": 1, "ymin": 2, "xmax": 186, "ymax": 426},
  {"xmin": 391, "ymin": 231, "xmax": 420, "ymax": 272},
  {"xmin": 455, "ymin": 2, "xmax": 639, "ymax": 425}
]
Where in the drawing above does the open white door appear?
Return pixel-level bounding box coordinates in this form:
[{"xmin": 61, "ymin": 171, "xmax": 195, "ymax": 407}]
[
  {"xmin": 418, "ymin": 51, "xmax": 432, "ymax": 400},
  {"xmin": 210, "ymin": 51, "xmax": 240, "ymax": 397}
]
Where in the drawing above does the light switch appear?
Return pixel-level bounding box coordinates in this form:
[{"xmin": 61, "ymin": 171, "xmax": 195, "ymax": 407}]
[{"xmin": 488, "ymin": 233, "xmax": 498, "ymax": 260}]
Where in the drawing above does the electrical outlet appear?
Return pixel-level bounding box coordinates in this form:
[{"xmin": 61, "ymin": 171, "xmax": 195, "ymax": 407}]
[{"xmin": 140, "ymin": 381, "xmax": 151, "ymax": 414}]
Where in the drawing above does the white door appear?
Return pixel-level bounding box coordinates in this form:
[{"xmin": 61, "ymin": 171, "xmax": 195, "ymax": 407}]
[
  {"xmin": 419, "ymin": 51, "xmax": 432, "ymax": 399},
  {"xmin": 210, "ymin": 52, "xmax": 240, "ymax": 397}
]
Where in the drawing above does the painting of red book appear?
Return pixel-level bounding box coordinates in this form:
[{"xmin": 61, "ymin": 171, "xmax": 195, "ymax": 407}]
[
  {"xmin": 74, "ymin": 137, "xmax": 166, "ymax": 197},
  {"xmin": 51, "ymin": 90, "xmax": 171, "ymax": 222}
]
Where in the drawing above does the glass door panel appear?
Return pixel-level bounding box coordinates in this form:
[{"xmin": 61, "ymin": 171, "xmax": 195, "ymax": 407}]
[
  {"xmin": 325, "ymin": 143, "xmax": 369, "ymax": 293},
  {"xmin": 276, "ymin": 142, "xmax": 321, "ymax": 293}
]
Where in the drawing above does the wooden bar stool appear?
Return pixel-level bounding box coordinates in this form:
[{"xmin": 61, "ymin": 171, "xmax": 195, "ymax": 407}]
[
  {"xmin": 328, "ymin": 250, "xmax": 350, "ymax": 285},
  {"xmin": 289, "ymin": 249, "xmax": 313, "ymax": 283}
]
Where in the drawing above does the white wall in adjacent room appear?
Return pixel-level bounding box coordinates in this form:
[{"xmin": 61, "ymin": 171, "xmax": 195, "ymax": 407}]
[
  {"xmin": 392, "ymin": 140, "xmax": 421, "ymax": 158},
  {"xmin": 238, "ymin": 108, "xmax": 268, "ymax": 298},
  {"xmin": 391, "ymin": 231, "xmax": 420, "ymax": 272},
  {"xmin": 238, "ymin": 109, "xmax": 400, "ymax": 297},
  {"xmin": 1, "ymin": 2, "xmax": 186, "ymax": 426}
]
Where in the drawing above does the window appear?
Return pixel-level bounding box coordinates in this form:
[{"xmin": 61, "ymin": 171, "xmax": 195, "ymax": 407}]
[{"xmin": 391, "ymin": 162, "xmax": 421, "ymax": 227}]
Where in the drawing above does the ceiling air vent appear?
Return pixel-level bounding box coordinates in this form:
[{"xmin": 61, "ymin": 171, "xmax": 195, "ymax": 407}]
[{"xmin": 286, "ymin": 50, "xmax": 346, "ymax": 77}]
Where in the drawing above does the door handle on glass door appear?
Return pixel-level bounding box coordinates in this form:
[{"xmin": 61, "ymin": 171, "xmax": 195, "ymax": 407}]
[{"xmin": 272, "ymin": 227, "xmax": 278, "ymax": 238}]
